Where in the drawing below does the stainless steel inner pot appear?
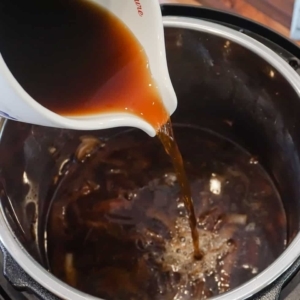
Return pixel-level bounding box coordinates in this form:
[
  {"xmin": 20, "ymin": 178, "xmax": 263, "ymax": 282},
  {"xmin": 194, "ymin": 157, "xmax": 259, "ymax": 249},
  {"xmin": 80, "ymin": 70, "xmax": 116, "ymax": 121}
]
[{"xmin": 1, "ymin": 16, "xmax": 300, "ymax": 300}]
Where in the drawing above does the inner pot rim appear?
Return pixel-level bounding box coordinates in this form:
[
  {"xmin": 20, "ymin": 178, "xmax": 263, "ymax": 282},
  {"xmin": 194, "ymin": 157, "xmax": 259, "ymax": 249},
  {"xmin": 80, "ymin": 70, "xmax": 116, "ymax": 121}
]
[{"xmin": 1, "ymin": 16, "xmax": 300, "ymax": 300}]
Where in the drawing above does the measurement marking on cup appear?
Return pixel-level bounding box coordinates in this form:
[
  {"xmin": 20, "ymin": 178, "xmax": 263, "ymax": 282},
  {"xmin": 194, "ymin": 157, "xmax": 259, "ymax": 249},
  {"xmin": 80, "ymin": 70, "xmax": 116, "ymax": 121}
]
[{"xmin": 134, "ymin": 0, "xmax": 143, "ymax": 16}]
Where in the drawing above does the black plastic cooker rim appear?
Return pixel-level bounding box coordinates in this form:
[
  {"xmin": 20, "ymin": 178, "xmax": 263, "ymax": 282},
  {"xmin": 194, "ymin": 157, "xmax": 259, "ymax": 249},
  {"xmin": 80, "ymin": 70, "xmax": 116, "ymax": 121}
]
[{"xmin": 161, "ymin": 4, "xmax": 300, "ymax": 60}]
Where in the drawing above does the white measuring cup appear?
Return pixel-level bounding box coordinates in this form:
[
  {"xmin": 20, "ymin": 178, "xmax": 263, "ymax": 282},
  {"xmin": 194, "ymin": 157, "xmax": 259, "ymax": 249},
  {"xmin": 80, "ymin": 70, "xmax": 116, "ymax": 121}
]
[{"xmin": 0, "ymin": 0, "xmax": 177, "ymax": 137}]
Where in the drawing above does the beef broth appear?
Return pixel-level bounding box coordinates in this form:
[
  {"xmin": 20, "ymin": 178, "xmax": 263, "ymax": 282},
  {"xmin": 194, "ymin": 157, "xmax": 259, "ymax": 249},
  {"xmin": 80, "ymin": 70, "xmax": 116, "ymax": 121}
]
[
  {"xmin": 0, "ymin": 0, "xmax": 168, "ymax": 128},
  {"xmin": 46, "ymin": 126, "xmax": 286, "ymax": 299}
]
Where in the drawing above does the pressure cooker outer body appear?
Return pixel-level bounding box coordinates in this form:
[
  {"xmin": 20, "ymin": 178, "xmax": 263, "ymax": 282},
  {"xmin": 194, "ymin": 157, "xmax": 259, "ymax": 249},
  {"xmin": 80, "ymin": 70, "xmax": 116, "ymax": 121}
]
[{"xmin": 0, "ymin": 5, "xmax": 300, "ymax": 300}]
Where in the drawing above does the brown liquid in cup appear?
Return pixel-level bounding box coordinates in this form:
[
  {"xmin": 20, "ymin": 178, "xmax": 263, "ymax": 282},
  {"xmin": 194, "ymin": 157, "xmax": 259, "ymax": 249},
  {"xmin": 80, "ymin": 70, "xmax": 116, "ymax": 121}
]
[{"xmin": 0, "ymin": 0, "xmax": 168, "ymax": 130}]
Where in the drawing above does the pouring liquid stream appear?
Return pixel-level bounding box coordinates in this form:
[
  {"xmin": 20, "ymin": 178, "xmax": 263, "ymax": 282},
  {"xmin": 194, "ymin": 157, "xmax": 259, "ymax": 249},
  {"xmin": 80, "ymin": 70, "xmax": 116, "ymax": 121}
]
[{"xmin": 158, "ymin": 120, "xmax": 202, "ymax": 259}]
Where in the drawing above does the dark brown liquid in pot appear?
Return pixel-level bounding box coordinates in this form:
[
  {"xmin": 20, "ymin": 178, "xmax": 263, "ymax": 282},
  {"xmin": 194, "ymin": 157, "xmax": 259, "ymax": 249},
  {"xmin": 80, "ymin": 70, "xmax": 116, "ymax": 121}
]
[
  {"xmin": 46, "ymin": 126, "xmax": 286, "ymax": 299},
  {"xmin": 0, "ymin": 0, "xmax": 201, "ymax": 257}
]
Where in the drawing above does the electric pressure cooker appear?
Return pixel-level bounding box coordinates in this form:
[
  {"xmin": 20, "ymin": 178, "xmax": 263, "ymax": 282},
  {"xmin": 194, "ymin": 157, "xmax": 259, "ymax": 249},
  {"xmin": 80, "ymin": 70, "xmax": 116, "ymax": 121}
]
[{"xmin": 1, "ymin": 4, "xmax": 300, "ymax": 300}]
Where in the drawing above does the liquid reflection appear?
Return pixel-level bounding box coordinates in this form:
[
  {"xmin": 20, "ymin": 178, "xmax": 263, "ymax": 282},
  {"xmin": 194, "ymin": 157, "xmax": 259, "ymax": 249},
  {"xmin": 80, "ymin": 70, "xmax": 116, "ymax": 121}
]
[{"xmin": 209, "ymin": 174, "xmax": 221, "ymax": 195}]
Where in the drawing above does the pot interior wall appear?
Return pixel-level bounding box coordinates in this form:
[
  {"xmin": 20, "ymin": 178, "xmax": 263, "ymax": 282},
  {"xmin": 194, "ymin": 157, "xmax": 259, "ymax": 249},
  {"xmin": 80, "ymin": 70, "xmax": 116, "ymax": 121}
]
[
  {"xmin": 165, "ymin": 27, "xmax": 300, "ymax": 240},
  {"xmin": 0, "ymin": 26, "xmax": 299, "ymax": 296}
]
